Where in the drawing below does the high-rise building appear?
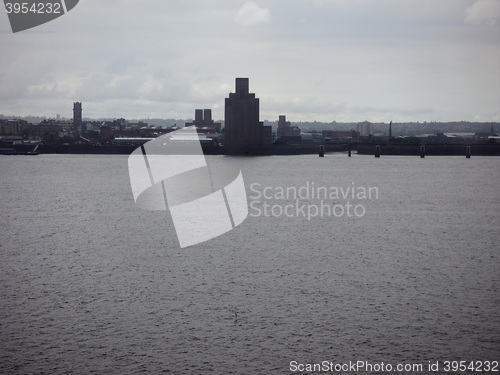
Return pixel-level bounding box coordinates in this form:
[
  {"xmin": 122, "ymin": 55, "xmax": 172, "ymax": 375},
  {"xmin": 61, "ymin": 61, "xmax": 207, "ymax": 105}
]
[
  {"xmin": 357, "ymin": 121, "xmax": 374, "ymax": 137},
  {"xmin": 224, "ymin": 78, "xmax": 271, "ymax": 152},
  {"xmin": 204, "ymin": 109, "xmax": 212, "ymax": 124},
  {"xmin": 185, "ymin": 108, "xmax": 221, "ymax": 132},
  {"xmin": 73, "ymin": 102, "xmax": 82, "ymax": 130},
  {"xmin": 195, "ymin": 109, "xmax": 203, "ymax": 124},
  {"xmin": 277, "ymin": 115, "xmax": 301, "ymax": 138}
]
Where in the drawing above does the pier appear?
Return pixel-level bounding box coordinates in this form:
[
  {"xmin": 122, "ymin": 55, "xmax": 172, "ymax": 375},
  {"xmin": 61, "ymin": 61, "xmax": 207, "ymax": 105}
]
[{"xmin": 356, "ymin": 143, "xmax": 500, "ymax": 156}]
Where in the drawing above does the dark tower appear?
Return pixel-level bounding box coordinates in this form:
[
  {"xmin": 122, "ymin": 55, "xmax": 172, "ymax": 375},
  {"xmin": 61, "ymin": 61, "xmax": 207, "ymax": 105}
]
[
  {"xmin": 203, "ymin": 109, "xmax": 212, "ymax": 124},
  {"xmin": 235, "ymin": 77, "xmax": 249, "ymax": 98},
  {"xmin": 389, "ymin": 121, "xmax": 392, "ymax": 138},
  {"xmin": 195, "ymin": 109, "xmax": 203, "ymax": 124},
  {"xmin": 73, "ymin": 102, "xmax": 82, "ymax": 131},
  {"xmin": 224, "ymin": 78, "xmax": 271, "ymax": 152},
  {"xmin": 185, "ymin": 108, "xmax": 221, "ymax": 132}
]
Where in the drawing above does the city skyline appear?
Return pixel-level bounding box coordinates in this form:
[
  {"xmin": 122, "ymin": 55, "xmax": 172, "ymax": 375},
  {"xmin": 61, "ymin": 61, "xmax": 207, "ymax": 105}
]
[{"xmin": 1, "ymin": 0, "xmax": 499, "ymax": 123}]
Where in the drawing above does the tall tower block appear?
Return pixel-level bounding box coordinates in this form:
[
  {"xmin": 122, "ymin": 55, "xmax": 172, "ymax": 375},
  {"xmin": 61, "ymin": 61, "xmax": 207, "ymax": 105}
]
[
  {"xmin": 73, "ymin": 102, "xmax": 82, "ymax": 130},
  {"xmin": 224, "ymin": 78, "xmax": 271, "ymax": 152}
]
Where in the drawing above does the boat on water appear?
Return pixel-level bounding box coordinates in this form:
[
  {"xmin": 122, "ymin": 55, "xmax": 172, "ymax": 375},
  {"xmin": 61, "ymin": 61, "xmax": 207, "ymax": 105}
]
[{"xmin": 0, "ymin": 140, "xmax": 39, "ymax": 155}]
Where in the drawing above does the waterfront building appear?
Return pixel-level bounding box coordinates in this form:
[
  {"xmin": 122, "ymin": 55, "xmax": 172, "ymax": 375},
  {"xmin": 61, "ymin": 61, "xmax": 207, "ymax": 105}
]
[
  {"xmin": 185, "ymin": 109, "xmax": 222, "ymax": 132},
  {"xmin": 73, "ymin": 102, "xmax": 82, "ymax": 131},
  {"xmin": 357, "ymin": 121, "xmax": 374, "ymax": 137},
  {"xmin": 0, "ymin": 119, "xmax": 28, "ymax": 135},
  {"xmin": 30, "ymin": 119, "xmax": 72, "ymax": 138},
  {"xmin": 224, "ymin": 78, "xmax": 272, "ymax": 152},
  {"xmin": 277, "ymin": 115, "xmax": 301, "ymax": 138}
]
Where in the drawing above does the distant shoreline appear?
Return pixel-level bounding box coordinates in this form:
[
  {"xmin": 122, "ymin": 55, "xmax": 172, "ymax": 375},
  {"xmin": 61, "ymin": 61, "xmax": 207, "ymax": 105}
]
[
  {"xmin": 20, "ymin": 142, "xmax": 500, "ymax": 156},
  {"xmin": 34, "ymin": 143, "xmax": 350, "ymax": 156}
]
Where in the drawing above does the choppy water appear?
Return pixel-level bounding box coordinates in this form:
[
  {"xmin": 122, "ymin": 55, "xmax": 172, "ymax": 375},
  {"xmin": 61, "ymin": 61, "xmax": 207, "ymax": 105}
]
[{"xmin": 1, "ymin": 154, "xmax": 499, "ymax": 374}]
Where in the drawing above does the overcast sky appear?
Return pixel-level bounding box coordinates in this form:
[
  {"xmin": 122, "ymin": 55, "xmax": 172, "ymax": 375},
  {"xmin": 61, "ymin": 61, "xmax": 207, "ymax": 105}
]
[{"xmin": 1, "ymin": 0, "xmax": 499, "ymax": 122}]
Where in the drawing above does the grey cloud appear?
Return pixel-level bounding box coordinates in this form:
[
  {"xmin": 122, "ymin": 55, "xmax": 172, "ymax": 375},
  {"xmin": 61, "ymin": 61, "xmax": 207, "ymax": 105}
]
[
  {"xmin": 465, "ymin": 0, "xmax": 500, "ymax": 25},
  {"xmin": 234, "ymin": 1, "xmax": 271, "ymax": 26}
]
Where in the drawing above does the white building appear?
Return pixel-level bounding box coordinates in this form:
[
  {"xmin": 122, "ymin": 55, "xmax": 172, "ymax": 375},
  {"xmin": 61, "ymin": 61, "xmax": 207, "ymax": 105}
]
[{"xmin": 357, "ymin": 121, "xmax": 374, "ymax": 137}]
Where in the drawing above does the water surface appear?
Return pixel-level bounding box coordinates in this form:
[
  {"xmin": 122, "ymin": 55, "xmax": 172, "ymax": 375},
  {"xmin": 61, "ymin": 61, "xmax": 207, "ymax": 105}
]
[{"xmin": 1, "ymin": 154, "xmax": 499, "ymax": 374}]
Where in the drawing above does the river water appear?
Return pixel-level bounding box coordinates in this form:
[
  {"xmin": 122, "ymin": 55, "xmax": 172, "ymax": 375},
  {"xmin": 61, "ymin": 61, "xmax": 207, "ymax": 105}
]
[{"xmin": 1, "ymin": 153, "xmax": 499, "ymax": 374}]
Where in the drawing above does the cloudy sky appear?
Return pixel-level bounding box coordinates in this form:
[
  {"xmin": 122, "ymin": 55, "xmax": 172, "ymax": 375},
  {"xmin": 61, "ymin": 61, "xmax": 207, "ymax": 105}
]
[{"xmin": 1, "ymin": 0, "xmax": 499, "ymax": 122}]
